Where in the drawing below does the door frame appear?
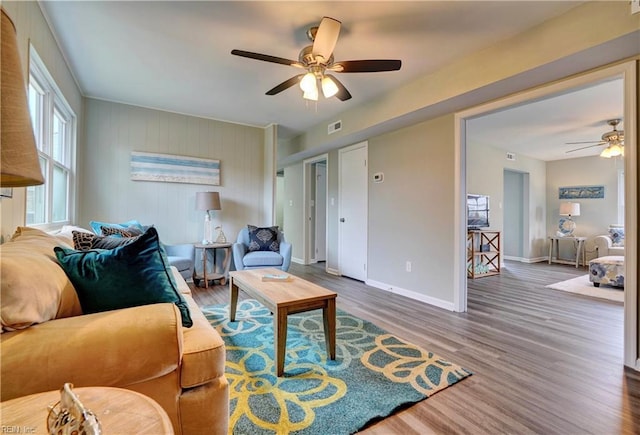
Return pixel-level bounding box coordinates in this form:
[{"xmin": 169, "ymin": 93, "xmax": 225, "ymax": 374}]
[
  {"xmin": 338, "ymin": 141, "xmax": 368, "ymax": 279},
  {"xmin": 454, "ymin": 60, "xmax": 638, "ymax": 369},
  {"xmin": 302, "ymin": 154, "xmax": 329, "ymax": 267}
]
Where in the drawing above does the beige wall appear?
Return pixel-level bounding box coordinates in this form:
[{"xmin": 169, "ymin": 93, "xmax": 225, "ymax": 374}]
[
  {"xmin": 546, "ymin": 156, "xmax": 622, "ymax": 259},
  {"xmin": 81, "ymin": 99, "xmax": 267, "ymax": 245},
  {"xmin": 368, "ymin": 115, "xmax": 456, "ymax": 304},
  {"xmin": 282, "ymin": 163, "xmax": 303, "ymax": 262},
  {"xmin": 467, "ymin": 143, "xmax": 547, "ymax": 261},
  {"xmin": 0, "ymin": 1, "xmax": 83, "ymax": 241}
]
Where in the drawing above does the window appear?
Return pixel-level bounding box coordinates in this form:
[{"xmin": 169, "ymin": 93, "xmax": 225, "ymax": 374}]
[{"xmin": 27, "ymin": 46, "xmax": 76, "ymax": 228}]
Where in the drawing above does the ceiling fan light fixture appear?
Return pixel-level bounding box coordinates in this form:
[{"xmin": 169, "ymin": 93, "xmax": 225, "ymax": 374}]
[
  {"xmin": 300, "ymin": 72, "xmax": 316, "ymax": 93},
  {"xmin": 321, "ymin": 75, "xmax": 339, "ymax": 98},
  {"xmin": 303, "ymin": 85, "xmax": 319, "ymax": 101},
  {"xmin": 600, "ymin": 147, "xmax": 613, "ymax": 158},
  {"xmin": 608, "ymin": 143, "xmax": 623, "ymax": 157}
]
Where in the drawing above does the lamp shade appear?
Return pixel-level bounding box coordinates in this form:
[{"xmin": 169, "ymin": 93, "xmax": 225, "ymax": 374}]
[
  {"xmin": 1, "ymin": 8, "xmax": 44, "ymax": 187},
  {"xmin": 196, "ymin": 191, "xmax": 221, "ymax": 211},
  {"xmin": 559, "ymin": 202, "xmax": 580, "ymax": 216}
]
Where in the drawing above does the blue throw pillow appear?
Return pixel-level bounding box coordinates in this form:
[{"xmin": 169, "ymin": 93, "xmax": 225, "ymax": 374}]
[
  {"xmin": 89, "ymin": 219, "xmax": 144, "ymax": 235},
  {"xmin": 608, "ymin": 226, "xmax": 625, "ymax": 247},
  {"xmin": 54, "ymin": 227, "xmax": 193, "ymax": 327},
  {"xmin": 247, "ymin": 225, "xmax": 280, "ymax": 252}
]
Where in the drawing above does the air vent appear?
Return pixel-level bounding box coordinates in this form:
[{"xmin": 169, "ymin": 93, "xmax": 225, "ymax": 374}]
[
  {"xmin": 328, "ymin": 120, "xmax": 342, "ymax": 135},
  {"xmin": 506, "ymin": 152, "xmax": 516, "ymax": 161}
]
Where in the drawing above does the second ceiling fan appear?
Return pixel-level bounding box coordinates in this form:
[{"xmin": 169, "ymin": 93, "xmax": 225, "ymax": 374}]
[
  {"xmin": 231, "ymin": 16, "xmax": 402, "ymax": 102},
  {"xmin": 566, "ymin": 119, "xmax": 625, "ymax": 158}
]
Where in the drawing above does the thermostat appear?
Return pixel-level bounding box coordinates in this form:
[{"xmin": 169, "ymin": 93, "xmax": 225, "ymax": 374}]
[{"xmin": 373, "ymin": 172, "xmax": 384, "ymax": 183}]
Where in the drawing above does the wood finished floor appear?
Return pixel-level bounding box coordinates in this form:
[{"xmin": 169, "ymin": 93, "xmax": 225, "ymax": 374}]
[{"xmin": 191, "ymin": 261, "xmax": 640, "ymax": 434}]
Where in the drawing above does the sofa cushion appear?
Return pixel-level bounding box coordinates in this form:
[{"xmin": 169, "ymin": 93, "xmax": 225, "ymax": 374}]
[
  {"xmin": 72, "ymin": 231, "xmax": 139, "ymax": 250},
  {"xmin": 1, "ymin": 227, "xmax": 82, "ymax": 332},
  {"xmin": 54, "ymin": 227, "xmax": 193, "ymax": 327},
  {"xmin": 170, "ymin": 270, "xmax": 226, "ymax": 387},
  {"xmin": 242, "ymin": 250, "xmax": 284, "ymax": 267},
  {"xmin": 168, "ymin": 256, "xmax": 193, "ymax": 272},
  {"xmin": 247, "ymin": 225, "xmax": 279, "ymax": 252},
  {"xmin": 608, "ymin": 226, "xmax": 625, "ymax": 247},
  {"xmin": 89, "ymin": 219, "xmax": 144, "ymax": 235}
]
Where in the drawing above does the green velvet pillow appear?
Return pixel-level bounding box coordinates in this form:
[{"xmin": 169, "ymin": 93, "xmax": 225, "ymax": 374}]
[{"xmin": 54, "ymin": 227, "xmax": 193, "ymax": 327}]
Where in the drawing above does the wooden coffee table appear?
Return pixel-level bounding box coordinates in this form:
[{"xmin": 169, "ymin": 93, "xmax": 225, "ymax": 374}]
[{"xmin": 229, "ymin": 268, "xmax": 337, "ymax": 376}]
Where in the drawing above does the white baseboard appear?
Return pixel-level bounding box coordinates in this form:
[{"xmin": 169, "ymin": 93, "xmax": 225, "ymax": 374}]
[
  {"xmin": 291, "ymin": 256, "xmax": 305, "ymax": 265},
  {"xmin": 326, "ymin": 268, "xmax": 340, "ymax": 276},
  {"xmin": 366, "ymin": 279, "xmax": 455, "ymax": 311},
  {"xmin": 503, "ymin": 255, "xmax": 548, "ymax": 264}
]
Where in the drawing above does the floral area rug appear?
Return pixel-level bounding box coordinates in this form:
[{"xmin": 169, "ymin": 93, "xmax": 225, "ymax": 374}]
[{"xmin": 203, "ymin": 299, "xmax": 472, "ymax": 434}]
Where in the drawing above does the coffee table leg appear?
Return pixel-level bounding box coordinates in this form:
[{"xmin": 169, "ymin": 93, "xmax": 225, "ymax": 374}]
[
  {"xmin": 229, "ymin": 278, "xmax": 238, "ymax": 322},
  {"xmin": 275, "ymin": 308, "xmax": 288, "ymax": 376},
  {"xmin": 323, "ymin": 299, "xmax": 336, "ymax": 360}
]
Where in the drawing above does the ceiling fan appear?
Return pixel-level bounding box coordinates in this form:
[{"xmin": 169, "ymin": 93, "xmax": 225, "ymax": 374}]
[
  {"xmin": 565, "ymin": 119, "xmax": 624, "ymax": 158},
  {"xmin": 231, "ymin": 16, "xmax": 402, "ymax": 102}
]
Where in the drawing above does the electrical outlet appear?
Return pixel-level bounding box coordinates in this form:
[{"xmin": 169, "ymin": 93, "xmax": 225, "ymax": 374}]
[{"xmin": 405, "ymin": 261, "xmax": 412, "ymax": 272}]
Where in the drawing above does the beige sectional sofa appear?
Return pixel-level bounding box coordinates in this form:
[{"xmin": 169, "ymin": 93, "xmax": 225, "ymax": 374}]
[{"xmin": 0, "ymin": 227, "xmax": 228, "ymax": 435}]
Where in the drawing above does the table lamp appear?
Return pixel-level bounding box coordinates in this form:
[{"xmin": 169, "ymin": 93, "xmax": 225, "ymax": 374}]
[
  {"xmin": 559, "ymin": 202, "xmax": 580, "ymax": 236},
  {"xmin": 1, "ymin": 8, "xmax": 45, "ymax": 188},
  {"xmin": 196, "ymin": 192, "xmax": 221, "ymax": 244}
]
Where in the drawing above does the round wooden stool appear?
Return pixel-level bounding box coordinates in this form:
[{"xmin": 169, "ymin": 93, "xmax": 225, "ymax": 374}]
[{"xmin": 0, "ymin": 386, "xmax": 173, "ymax": 434}]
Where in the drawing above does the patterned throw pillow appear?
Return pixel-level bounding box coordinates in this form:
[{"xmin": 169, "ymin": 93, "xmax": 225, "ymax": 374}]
[
  {"xmin": 608, "ymin": 226, "xmax": 625, "ymax": 247},
  {"xmin": 89, "ymin": 220, "xmax": 144, "ymax": 235},
  {"xmin": 247, "ymin": 225, "xmax": 280, "ymax": 252},
  {"xmin": 72, "ymin": 231, "xmax": 138, "ymax": 251},
  {"xmin": 101, "ymin": 225, "xmax": 143, "ymax": 237}
]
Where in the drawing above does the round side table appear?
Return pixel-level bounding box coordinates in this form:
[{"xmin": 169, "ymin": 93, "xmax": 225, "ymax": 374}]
[
  {"xmin": 193, "ymin": 242, "xmax": 232, "ymax": 288},
  {"xmin": 0, "ymin": 386, "xmax": 174, "ymax": 434}
]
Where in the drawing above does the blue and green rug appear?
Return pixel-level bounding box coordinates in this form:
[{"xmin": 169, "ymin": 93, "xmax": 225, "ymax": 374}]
[{"xmin": 203, "ymin": 299, "xmax": 471, "ymax": 434}]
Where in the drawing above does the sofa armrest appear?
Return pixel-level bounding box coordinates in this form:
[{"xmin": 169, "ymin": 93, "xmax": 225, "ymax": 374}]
[
  {"xmin": 1, "ymin": 303, "xmax": 183, "ymax": 401},
  {"xmin": 279, "ymin": 241, "xmax": 292, "ymax": 271},
  {"xmin": 164, "ymin": 243, "xmax": 195, "ymax": 260},
  {"xmin": 594, "ymin": 235, "xmax": 613, "ymax": 256},
  {"xmin": 232, "ymin": 243, "xmax": 247, "ymax": 270}
]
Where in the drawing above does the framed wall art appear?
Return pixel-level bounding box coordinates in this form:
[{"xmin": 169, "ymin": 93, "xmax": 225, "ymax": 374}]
[
  {"xmin": 558, "ymin": 185, "xmax": 604, "ymax": 199},
  {"xmin": 130, "ymin": 151, "xmax": 220, "ymax": 185}
]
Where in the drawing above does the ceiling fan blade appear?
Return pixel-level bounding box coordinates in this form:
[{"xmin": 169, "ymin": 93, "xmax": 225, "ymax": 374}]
[
  {"xmin": 566, "ymin": 143, "xmax": 607, "ymax": 153},
  {"xmin": 565, "ymin": 140, "xmax": 606, "ymax": 145},
  {"xmin": 330, "ymin": 59, "xmax": 402, "ymax": 73},
  {"xmin": 326, "ymin": 74, "xmax": 352, "ymax": 101},
  {"xmin": 312, "ymin": 17, "xmax": 341, "ymax": 61},
  {"xmin": 266, "ymin": 75, "xmax": 305, "ymax": 95},
  {"xmin": 231, "ymin": 49, "xmax": 304, "ymax": 68}
]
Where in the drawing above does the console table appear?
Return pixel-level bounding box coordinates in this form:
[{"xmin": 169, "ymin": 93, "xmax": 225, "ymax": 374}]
[
  {"xmin": 193, "ymin": 242, "xmax": 232, "ymax": 288},
  {"xmin": 548, "ymin": 236, "xmax": 586, "ymax": 268}
]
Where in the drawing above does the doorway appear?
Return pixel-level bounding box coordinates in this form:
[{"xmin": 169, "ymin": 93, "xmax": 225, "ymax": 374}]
[
  {"xmin": 456, "ymin": 61, "xmax": 637, "ymax": 368},
  {"xmin": 503, "ymin": 170, "xmax": 529, "ymax": 261},
  {"xmin": 303, "ymin": 154, "xmax": 328, "ymax": 266}
]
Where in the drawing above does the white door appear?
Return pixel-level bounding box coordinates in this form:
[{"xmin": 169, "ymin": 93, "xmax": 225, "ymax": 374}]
[
  {"xmin": 315, "ymin": 163, "xmax": 327, "ymax": 262},
  {"xmin": 339, "ymin": 142, "xmax": 368, "ymax": 281}
]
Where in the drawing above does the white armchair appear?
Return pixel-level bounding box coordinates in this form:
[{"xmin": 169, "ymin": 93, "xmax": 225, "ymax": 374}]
[{"xmin": 594, "ymin": 225, "xmax": 625, "ymax": 257}]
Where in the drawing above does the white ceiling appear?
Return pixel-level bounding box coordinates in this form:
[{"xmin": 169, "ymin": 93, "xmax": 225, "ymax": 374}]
[{"xmin": 38, "ymin": 1, "xmax": 625, "ymax": 160}]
